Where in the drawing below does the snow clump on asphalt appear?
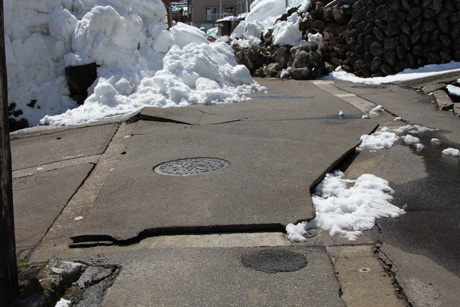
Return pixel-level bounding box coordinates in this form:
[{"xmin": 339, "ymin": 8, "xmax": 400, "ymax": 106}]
[
  {"xmin": 355, "ymin": 128, "xmax": 399, "ymax": 152},
  {"xmin": 442, "ymin": 148, "xmax": 460, "ymax": 157},
  {"xmin": 356, "ymin": 125, "xmax": 438, "ymax": 152},
  {"xmin": 286, "ymin": 170, "xmax": 405, "ymax": 241},
  {"xmin": 5, "ymin": 0, "xmax": 260, "ymax": 127}
]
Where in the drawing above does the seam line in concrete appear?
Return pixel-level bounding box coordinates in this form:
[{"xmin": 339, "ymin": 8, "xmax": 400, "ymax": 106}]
[
  {"xmin": 13, "ymin": 155, "xmax": 101, "ymax": 179},
  {"xmin": 311, "ymin": 81, "xmax": 378, "ymax": 113},
  {"xmin": 32, "ymin": 122, "xmax": 137, "ymax": 254}
]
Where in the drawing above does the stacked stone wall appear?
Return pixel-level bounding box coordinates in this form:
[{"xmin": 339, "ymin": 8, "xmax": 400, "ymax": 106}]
[{"xmin": 344, "ymin": 0, "xmax": 460, "ymax": 77}]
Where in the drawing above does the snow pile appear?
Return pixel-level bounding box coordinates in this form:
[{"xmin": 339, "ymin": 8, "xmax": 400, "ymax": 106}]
[
  {"xmin": 42, "ymin": 41, "xmax": 256, "ymax": 125},
  {"xmin": 232, "ymin": 0, "xmax": 310, "ymax": 46},
  {"xmin": 325, "ymin": 62, "xmax": 460, "ymax": 84},
  {"xmin": 286, "ymin": 170, "xmax": 405, "ymax": 241},
  {"xmin": 5, "ymin": 0, "xmax": 260, "ymax": 127}
]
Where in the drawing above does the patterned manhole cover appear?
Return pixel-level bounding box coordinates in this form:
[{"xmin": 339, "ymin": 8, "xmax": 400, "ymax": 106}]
[
  {"xmin": 153, "ymin": 157, "xmax": 230, "ymax": 176},
  {"xmin": 241, "ymin": 249, "xmax": 307, "ymax": 273}
]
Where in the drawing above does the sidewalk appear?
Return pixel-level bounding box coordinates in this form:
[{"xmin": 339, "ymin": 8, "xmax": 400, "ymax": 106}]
[{"xmin": 11, "ymin": 78, "xmax": 459, "ymax": 306}]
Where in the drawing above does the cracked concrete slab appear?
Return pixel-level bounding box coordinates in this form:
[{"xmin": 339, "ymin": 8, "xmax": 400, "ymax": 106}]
[
  {"xmin": 138, "ymin": 79, "xmax": 365, "ymax": 126},
  {"xmin": 378, "ymin": 243, "xmax": 460, "ymax": 307},
  {"xmin": 328, "ymin": 245, "xmax": 405, "ymax": 306},
  {"xmin": 13, "ymin": 163, "xmax": 94, "ymax": 257},
  {"xmin": 332, "ymin": 81, "xmax": 460, "ymax": 144},
  {"xmin": 101, "ymin": 246, "xmax": 344, "ymax": 306},
  {"xmin": 11, "ymin": 123, "xmax": 118, "ymax": 170},
  {"xmin": 72, "ymin": 116, "xmax": 377, "ymax": 243}
]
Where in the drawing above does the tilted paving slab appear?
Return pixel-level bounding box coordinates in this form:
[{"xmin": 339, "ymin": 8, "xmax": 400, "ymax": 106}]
[
  {"xmin": 11, "ymin": 123, "xmax": 118, "ymax": 170},
  {"xmin": 139, "ymin": 79, "xmax": 364, "ymax": 126},
  {"xmin": 72, "ymin": 116, "xmax": 377, "ymax": 243},
  {"xmin": 101, "ymin": 246, "xmax": 345, "ymax": 306},
  {"xmin": 13, "ymin": 163, "xmax": 94, "ymax": 253}
]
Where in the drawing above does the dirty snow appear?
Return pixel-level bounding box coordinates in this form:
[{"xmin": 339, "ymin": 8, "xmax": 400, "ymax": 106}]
[
  {"xmin": 6, "ymin": 0, "xmax": 261, "ymax": 127},
  {"xmin": 286, "ymin": 170, "xmax": 405, "ymax": 241}
]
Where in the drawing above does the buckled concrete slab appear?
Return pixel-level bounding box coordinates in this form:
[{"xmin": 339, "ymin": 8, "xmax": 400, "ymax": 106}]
[
  {"xmin": 72, "ymin": 116, "xmax": 377, "ymax": 243},
  {"xmin": 139, "ymin": 107, "xmax": 206, "ymax": 125},
  {"xmin": 13, "ymin": 163, "xmax": 94, "ymax": 258},
  {"xmin": 138, "ymin": 79, "xmax": 365, "ymax": 127}
]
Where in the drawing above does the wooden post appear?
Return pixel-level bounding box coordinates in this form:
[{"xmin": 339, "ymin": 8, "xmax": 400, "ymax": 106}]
[
  {"xmin": 162, "ymin": 0, "xmax": 173, "ymax": 29},
  {"xmin": 0, "ymin": 0, "xmax": 19, "ymax": 305}
]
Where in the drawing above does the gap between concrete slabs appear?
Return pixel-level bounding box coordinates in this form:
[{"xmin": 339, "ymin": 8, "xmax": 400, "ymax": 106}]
[
  {"xmin": 71, "ymin": 117, "xmax": 377, "ymax": 244},
  {"xmin": 25, "ymin": 79, "xmax": 413, "ymax": 306}
]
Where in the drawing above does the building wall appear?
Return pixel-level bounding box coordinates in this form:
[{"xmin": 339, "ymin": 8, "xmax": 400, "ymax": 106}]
[{"xmin": 189, "ymin": 0, "xmax": 249, "ymax": 29}]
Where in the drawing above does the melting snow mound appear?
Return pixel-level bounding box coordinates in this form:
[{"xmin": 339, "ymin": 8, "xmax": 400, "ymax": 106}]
[
  {"xmin": 287, "ymin": 170, "xmax": 405, "ymax": 242},
  {"xmin": 5, "ymin": 0, "xmax": 261, "ymax": 127}
]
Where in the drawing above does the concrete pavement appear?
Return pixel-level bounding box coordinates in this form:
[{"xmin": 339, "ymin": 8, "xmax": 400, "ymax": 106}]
[{"xmin": 10, "ymin": 77, "xmax": 460, "ymax": 306}]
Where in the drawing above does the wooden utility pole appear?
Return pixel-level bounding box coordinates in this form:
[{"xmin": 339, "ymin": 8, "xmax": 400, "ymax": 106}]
[{"xmin": 0, "ymin": 0, "xmax": 19, "ymax": 305}]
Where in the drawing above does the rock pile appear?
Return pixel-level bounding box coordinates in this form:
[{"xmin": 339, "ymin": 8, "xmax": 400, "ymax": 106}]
[
  {"xmin": 232, "ymin": 0, "xmax": 353, "ymax": 79},
  {"xmin": 232, "ymin": 0, "xmax": 460, "ymax": 79},
  {"xmin": 344, "ymin": 0, "xmax": 460, "ymax": 77}
]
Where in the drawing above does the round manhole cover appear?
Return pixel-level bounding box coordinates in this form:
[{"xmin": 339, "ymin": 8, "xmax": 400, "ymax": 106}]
[
  {"xmin": 241, "ymin": 249, "xmax": 307, "ymax": 273},
  {"xmin": 153, "ymin": 157, "xmax": 230, "ymax": 176}
]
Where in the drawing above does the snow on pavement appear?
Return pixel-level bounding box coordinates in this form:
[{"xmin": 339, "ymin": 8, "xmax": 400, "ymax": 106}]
[
  {"xmin": 287, "ymin": 170, "xmax": 405, "ymax": 242},
  {"xmin": 287, "ymin": 123, "xmax": 459, "ymax": 242},
  {"xmin": 325, "ymin": 62, "xmax": 460, "ymax": 84}
]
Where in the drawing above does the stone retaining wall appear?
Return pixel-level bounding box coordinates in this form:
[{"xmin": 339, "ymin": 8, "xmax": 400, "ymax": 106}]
[{"xmin": 343, "ymin": 0, "xmax": 460, "ymax": 77}]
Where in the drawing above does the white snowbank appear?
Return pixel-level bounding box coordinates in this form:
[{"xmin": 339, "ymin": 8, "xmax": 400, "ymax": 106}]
[
  {"xmin": 325, "ymin": 62, "xmax": 460, "ymax": 84},
  {"xmin": 42, "ymin": 41, "xmax": 257, "ymax": 125},
  {"xmin": 286, "ymin": 170, "xmax": 405, "ymax": 241},
  {"xmin": 6, "ymin": 0, "xmax": 260, "ymax": 127}
]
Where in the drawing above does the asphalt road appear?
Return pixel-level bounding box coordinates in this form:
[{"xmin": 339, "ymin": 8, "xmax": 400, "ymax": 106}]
[{"xmin": 373, "ymin": 130, "xmax": 460, "ymax": 277}]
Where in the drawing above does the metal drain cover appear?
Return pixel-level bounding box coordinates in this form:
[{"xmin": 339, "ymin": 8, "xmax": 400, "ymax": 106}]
[
  {"xmin": 241, "ymin": 249, "xmax": 307, "ymax": 273},
  {"xmin": 153, "ymin": 157, "xmax": 230, "ymax": 176}
]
